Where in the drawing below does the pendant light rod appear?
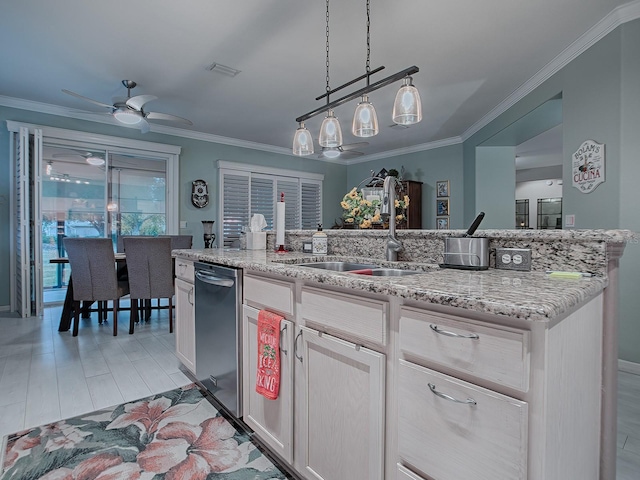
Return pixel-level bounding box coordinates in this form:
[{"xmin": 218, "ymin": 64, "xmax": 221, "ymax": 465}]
[
  {"xmin": 315, "ymin": 66, "xmax": 385, "ymax": 101},
  {"xmin": 296, "ymin": 65, "xmax": 419, "ymax": 123}
]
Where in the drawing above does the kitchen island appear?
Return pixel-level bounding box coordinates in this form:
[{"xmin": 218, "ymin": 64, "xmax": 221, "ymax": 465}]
[{"xmin": 174, "ymin": 229, "xmax": 631, "ymax": 480}]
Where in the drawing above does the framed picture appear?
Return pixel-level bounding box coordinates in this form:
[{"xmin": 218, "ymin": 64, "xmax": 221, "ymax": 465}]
[
  {"xmin": 436, "ymin": 198, "xmax": 449, "ymax": 216},
  {"xmin": 436, "ymin": 180, "xmax": 450, "ymax": 198},
  {"xmin": 436, "ymin": 216, "xmax": 449, "ymax": 229}
]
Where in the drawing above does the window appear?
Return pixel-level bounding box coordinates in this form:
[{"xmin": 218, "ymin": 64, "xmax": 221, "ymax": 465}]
[
  {"xmin": 515, "ymin": 199, "xmax": 529, "ymax": 229},
  {"xmin": 537, "ymin": 197, "xmax": 562, "ymax": 229},
  {"xmin": 218, "ymin": 161, "xmax": 323, "ymax": 248}
]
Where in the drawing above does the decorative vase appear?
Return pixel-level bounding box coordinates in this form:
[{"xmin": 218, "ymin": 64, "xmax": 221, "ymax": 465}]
[{"xmin": 202, "ymin": 220, "xmax": 216, "ymax": 248}]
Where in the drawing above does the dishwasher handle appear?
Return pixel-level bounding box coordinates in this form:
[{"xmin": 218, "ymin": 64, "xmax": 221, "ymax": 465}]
[{"xmin": 195, "ymin": 270, "xmax": 235, "ymax": 288}]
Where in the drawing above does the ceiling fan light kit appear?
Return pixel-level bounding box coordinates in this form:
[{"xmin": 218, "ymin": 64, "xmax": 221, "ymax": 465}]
[
  {"xmin": 292, "ymin": 0, "xmax": 421, "ymax": 157},
  {"xmin": 113, "ymin": 107, "xmax": 143, "ymax": 125}
]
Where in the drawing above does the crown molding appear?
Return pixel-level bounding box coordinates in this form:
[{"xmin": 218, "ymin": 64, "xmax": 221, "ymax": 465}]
[
  {"xmin": 345, "ymin": 136, "xmax": 463, "ymax": 165},
  {"xmin": 0, "ymin": 95, "xmax": 293, "ymax": 157},
  {"xmin": 461, "ymin": 0, "xmax": 640, "ymax": 142},
  {"xmin": 2, "ymin": 1, "xmax": 639, "ymax": 163}
]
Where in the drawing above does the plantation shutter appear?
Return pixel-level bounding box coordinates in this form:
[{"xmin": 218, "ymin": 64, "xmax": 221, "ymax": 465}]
[
  {"xmin": 301, "ymin": 180, "xmax": 322, "ymax": 229},
  {"xmin": 221, "ymin": 171, "xmax": 250, "ymax": 248},
  {"xmin": 218, "ymin": 162, "xmax": 323, "ymax": 246},
  {"xmin": 251, "ymin": 175, "xmax": 275, "ymax": 230},
  {"xmin": 275, "ymin": 178, "xmax": 300, "ymax": 230},
  {"xmin": 15, "ymin": 127, "xmax": 30, "ymax": 316}
]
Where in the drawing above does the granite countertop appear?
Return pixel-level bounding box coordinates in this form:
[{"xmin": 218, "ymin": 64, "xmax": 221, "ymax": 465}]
[{"xmin": 175, "ymin": 249, "xmax": 607, "ymax": 322}]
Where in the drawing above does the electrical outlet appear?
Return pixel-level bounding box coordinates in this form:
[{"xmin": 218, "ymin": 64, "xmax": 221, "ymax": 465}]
[{"xmin": 495, "ymin": 248, "xmax": 531, "ymax": 271}]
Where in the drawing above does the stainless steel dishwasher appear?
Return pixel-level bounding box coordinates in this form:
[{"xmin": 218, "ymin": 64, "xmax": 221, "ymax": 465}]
[{"xmin": 194, "ymin": 262, "xmax": 243, "ymax": 417}]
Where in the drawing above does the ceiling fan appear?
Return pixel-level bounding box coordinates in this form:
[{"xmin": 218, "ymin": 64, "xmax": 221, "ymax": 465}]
[
  {"xmin": 52, "ymin": 150, "xmax": 105, "ymax": 166},
  {"xmin": 318, "ymin": 142, "xmax": 368, "ymax": 160},
  {"xmin": 62, "ymin": 80, "xmax": 193, "ymax": 133}
]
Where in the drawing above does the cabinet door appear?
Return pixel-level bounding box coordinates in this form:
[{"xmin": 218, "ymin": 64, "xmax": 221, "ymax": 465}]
[
  {"xmin": 242, "ymin": 305, "xmax": 294, "ymax": 463},
  {"xmin": 174, "ymin": 278, "xmax": 196, "ymax": 373},
  {"xmin": 295, "ymin": 326, "xmax": 385, "ymax": 480}
]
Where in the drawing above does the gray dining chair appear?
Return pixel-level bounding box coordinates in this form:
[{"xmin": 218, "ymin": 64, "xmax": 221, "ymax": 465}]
[
  {"xmin": 161, "ymin": 235, "xmax": 193, "ymax": 250},
  {"xmin": 63, "ymin": 238, "xmax": 130, "ymax": 337},
  {"xmin": 122, "ymin": 236, "xmax": 174, "ymax": 334}
]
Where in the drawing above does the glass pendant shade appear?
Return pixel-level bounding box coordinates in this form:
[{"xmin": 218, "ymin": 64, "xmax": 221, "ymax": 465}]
[
  {"xmin": 392, "ymin": 76, "xmax": 422, "ymax": 125},
  {"xmin": 319, "ymin": 109, "xmax": 343, "ymax": 147},
  {"xmin": 292, "ymin": 123, "xmax": 314, "ymax": 156},
  {"xmin": 352, "ymin": 95, "xmax": 379, "ymax": 137}
]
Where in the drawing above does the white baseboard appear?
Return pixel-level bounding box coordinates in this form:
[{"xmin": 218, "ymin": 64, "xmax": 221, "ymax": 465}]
[
  {"xmin": 619, "ymin": 359, "xmax": 640, "ymax": 375},
  {"xmin": 0, "ymin": 305, "xmax": 10, "ymax": 312}
]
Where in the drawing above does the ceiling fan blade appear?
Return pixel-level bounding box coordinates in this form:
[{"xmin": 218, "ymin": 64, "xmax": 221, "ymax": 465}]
[
  {"xmin": 340, "ymin": 142, "xmax": 369, "ymax": 151},
  {"xmin": 126, "ymin": 94, "xmax": 158, "ymax": 111},
  {"xmin": 341, "ymin": 150, "xmax": 364, "ymax": 158},
  {"xmin": 139, "ymin": 119, "xmax": 151, "ymax": 134},
  {"xmin": 62, "ymin": 89, "xmax": 114, "ymax": 109},
  {"xmin": 146, "ymin": 111, "xmax": 193, "ymax": 125}
]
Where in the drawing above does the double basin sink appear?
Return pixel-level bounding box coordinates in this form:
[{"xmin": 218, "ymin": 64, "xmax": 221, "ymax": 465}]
[{"xmin": 296, "ymin": 261, "xmax": 421, "ymax": 276}]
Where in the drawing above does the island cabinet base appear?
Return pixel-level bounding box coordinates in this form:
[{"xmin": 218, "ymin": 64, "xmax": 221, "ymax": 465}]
[
  {"xmin": 239, "ymin": 271, "xmax": 605, "ymax": 480},
  {"xmin": 395, "ymin": 293, "xmax": 604, "ymax": 480}
]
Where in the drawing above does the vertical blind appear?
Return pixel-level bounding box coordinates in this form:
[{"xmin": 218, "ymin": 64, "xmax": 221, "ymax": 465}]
[{"xmin": 219, "ymin": 166, "xmax": 322, "ymax": 247}]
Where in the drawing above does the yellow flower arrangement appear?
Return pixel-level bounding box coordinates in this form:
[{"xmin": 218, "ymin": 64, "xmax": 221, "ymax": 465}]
[{"xmin": 340, "ymin": 187, "xmax": 409, "ymax": 228}]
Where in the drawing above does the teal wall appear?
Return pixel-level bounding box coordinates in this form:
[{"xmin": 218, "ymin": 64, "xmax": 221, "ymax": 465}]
[
  {"xmin": 475, "ymin": 146, "xmax": 516, "ymax": 228},
  {"xmin": 0, "ymin": 106, "xmax": 346, "ymax": 308},
  {"xmin": 346, "ymin": 144, "xmax": 464, "ymax": 229},
  {"xmin": 351, "ymin": 20, "xmax": 640, "ymax": 363}
]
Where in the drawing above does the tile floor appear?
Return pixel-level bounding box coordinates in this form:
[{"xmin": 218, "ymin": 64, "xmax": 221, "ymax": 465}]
[
  {"xmin": 0, "ymin": 305, "xmax": 639, "ymax": 478},
  {"xmin": 0, "ymin": 304, "xmax": 192, "ymax": 441}
]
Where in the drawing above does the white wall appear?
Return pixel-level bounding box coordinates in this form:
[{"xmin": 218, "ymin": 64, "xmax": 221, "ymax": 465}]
[{"xmin": 515, "ymin": 179, "xmax": 563, "ymax": 228}]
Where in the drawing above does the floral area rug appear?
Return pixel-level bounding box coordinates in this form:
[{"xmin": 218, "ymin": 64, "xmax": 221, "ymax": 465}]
[{"xmin": 1, "ymin": 384, "xmax": 288, "ymax": 480}]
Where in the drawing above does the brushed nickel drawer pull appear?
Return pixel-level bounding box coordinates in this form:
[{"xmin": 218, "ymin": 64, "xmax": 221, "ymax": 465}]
[
  {"xmin": 280, "ymin": 323, "xmax": 288, "ymax": 356},
  {"xmin": 430, "ymin": 324, "xmax": 479, "ymax": 339},
  {"xmin": 294, "ymin": 330, "xmax": 303, "ymax": 362},
  {"xmin": 428, "ymin": 383, "xmax": 477, "ymax": 405}
]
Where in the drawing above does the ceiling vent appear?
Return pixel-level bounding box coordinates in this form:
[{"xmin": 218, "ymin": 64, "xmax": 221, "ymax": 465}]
[{"xmin": 206, "ymin": 62, "xmax": 241, "ymax": 77}]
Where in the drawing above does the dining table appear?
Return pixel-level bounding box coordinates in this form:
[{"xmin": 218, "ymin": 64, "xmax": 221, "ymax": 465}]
[{"xmin": 50, "ymin": 252, "xmax": 175, "ymax": 332}]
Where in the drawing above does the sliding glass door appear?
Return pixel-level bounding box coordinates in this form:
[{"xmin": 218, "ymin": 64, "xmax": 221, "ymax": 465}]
[{"xmin": 41, "ymin": 146, "xmax": 168, "ymax": 305}]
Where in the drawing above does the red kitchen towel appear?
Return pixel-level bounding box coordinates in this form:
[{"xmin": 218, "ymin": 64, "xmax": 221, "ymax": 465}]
[{"xmin": 256, "ymin": 310, "xmax": 282, "ymax": 400}]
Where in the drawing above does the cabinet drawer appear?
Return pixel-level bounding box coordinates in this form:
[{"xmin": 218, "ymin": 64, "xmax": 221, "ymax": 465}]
[
  {"xmin": 301, "ymin": 287, "xmax": 388, "ymax": 345},
  {"xmin": 175, "ymin": 258, "xmax": 194, "ymax": 283},
  {"xmin": 399, "ymin": 307, "xmax": 529, "ymax": 391},
  {"xmin": 398, "ymin": 360, "xmax": 528, "ymax": 480},
  {"xmin": 244, "ymin": 274, "xmax": 294, "ymax": 317}
]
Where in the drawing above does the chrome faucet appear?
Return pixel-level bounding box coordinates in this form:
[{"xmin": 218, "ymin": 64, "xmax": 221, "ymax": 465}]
[{"xmin": 381, "ymin": 175, "xmax": 403, "ymax": 261}]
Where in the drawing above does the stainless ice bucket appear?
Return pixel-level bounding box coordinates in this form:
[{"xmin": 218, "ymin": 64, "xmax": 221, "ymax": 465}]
[{"xmin": 442, "ymin": 237, "xmax": 489, "ymax": 270}]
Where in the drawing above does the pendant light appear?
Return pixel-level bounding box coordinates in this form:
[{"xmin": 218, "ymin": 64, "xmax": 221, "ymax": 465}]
[
  {"xmin": 292, "ymin": 122, "xmax": 314, "ymax": 156},
  {"xmin": 319, "ymin": 109, "xmax": 342, "ymax": 147},
  {"xmin": 392, "ymin": 76, "xmax": 422, "ymax": 125},
  {"xmin": 318, "ymin": 0, "xmax": 343, "ymax": 149},
  {"xmin": 352, "ymin": 0, "xmax": 379, "ymax": 138},
  {"xmin": 293, "ymin": 0, "xmax": 422, "ymax": 157}
]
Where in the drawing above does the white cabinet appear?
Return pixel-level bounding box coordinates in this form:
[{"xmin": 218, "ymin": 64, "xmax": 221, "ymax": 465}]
[
  {"xmin": 174, "ymin": 259, "xmax": 195, "ymax": 373},
  {"xmin": 295, "ymin": 325, "xmax": 385, "ymax": 480},
  {"xmin": 242, "ymin": 305, "xmax": 294, "ymax": 463}
]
